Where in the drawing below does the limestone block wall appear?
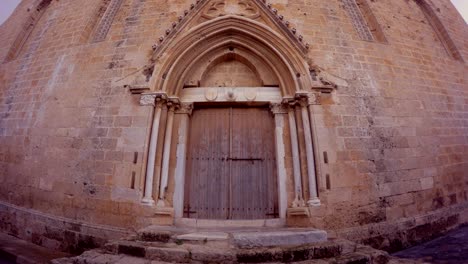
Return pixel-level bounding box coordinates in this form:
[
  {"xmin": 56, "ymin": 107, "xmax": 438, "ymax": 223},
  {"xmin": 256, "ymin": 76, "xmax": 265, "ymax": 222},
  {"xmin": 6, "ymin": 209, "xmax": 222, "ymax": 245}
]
[{"xmin": 0, "ymin": 0, "xmax": 466, "ymax": 253}]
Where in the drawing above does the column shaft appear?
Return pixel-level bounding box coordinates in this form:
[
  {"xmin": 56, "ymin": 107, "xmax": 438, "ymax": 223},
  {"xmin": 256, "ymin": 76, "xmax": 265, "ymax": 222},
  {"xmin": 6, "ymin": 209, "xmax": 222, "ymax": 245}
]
[
  {"xmin": 142, "ymin": 102, "xmax": 163, "ymax": 205},
  {"xmin": 271, "ymin": 105, "xmax": 288, "ymax": 218},
  {"xmin": 301, "ymin": 104, "xmax": 320, "ymax": 206},
  {"xmin": 288, "ymin": 107, "xmax": 305, "ymax": 207},
  {"xmin": 173, "ymin": 112, "xmax": 190, "ymax": 217},
  {"xmin": 157, "ymin": 105, "xmax": 175, "ymax": 206}
]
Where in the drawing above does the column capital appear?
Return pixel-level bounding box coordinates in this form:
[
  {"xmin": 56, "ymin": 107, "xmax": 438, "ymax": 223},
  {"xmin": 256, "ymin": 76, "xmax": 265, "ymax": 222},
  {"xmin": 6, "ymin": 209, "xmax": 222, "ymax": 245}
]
[
  {"xmin": 139, "ymin": 92, "xmax": 168, "ymax": 107},
  {"xmin": 295, "ymin": 91, "xmax": 321, "ymax": 106},
  {"xmin": 270, "ymin": 103, "xmax": 288, "ymax": 114},
  {"xmin": 177, "ymin": 103, "xmax": 194, "ymax": 115},
  {"xmin": 166, "ymin": 97, "xmax": 182, "ymax": 112}
]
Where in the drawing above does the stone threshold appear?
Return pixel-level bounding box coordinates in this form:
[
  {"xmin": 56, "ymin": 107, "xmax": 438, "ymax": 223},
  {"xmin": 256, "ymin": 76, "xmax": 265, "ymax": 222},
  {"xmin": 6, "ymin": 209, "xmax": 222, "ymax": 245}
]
[{"xmin": 175, "ymin": 217, "xmax": 286, "ymax": 228}]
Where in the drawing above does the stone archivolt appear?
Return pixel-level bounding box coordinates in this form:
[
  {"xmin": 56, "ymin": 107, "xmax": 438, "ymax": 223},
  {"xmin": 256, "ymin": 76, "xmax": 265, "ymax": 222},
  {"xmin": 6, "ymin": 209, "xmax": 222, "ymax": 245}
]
[
  {"xmin": 150, "ymin": 0, "xmax": 310, "ymax": 75},
  {"xmin": 149, "ymin": 16, "xmax": 313, "ymax": 96}
]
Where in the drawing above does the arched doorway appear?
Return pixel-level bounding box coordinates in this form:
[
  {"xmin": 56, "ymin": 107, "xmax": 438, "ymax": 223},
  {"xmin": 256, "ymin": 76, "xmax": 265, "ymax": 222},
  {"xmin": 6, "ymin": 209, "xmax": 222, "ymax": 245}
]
[
  {"xmin": 180, "ymin": 45, "xmax": 282, "ymax": 220},
  {"xmin": 139, "ymin": 13, "xmax": 323, "ymax": 224}
]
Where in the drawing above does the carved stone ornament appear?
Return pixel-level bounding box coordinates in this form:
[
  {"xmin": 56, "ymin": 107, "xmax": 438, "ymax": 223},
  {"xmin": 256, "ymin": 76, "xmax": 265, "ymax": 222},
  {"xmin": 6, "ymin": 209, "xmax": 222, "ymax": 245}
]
[
  {"xmin": 225, "ymin": 87, "xmax": 237, "ymax": 101},
  {"xmin": 139, "ymin": 92, "xmax": 168, "ymax": 106},
  {"xmin": 244, "ymin": 88, "xmax": 257, "ymax": 101},
  {"xmin": 177, "ymin": 103, "xmax": 194, "ymax": 115},
  {"xmin": 202, "ymin": 0, "xmax": 260, "ymax": 19},
  {"xmin": 140, "ymin": 94, "xmax": 157, "ymax": 106},
  {"xmin": 205, "ymin": 88, "xmax": 218, "ymax": 101},
  {"xmin": 270, "ymin": 103, "xmax": 288, "ymax": 114},
  {"xmin": 295, "ymin": 91, "xmax": 321, "ymax": 106},
  {"xmin": 307, "ymin": 92, "xmax": 320, "ymax": 105}
]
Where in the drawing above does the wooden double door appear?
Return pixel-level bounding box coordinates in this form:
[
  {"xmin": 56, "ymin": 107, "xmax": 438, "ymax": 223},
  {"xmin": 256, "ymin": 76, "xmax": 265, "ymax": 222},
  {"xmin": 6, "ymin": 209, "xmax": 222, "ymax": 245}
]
[{"xmin": 184, "ymin": 107, "xmax": 278, "ymax": 220}]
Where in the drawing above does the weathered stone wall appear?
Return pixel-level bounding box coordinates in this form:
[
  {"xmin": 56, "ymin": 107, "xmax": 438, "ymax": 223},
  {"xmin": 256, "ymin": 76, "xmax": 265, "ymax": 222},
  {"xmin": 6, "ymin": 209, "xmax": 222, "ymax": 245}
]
[{"xmin": 0, "ymin": 0, "xmax": 466, "ymax": 252}]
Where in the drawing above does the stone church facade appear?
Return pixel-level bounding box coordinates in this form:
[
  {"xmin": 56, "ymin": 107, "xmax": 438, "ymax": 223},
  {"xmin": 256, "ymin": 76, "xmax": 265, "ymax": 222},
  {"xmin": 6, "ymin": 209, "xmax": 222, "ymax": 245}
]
[{"xmin": 0, "ymin": 0, "xmax": 467, "ymax": 254}]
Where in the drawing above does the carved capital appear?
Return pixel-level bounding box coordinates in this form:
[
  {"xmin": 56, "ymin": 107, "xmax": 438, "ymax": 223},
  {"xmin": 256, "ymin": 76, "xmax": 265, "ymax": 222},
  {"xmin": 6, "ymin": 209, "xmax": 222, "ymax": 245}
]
[
  {"xmin": 270, "ymin": 103, "xmax": 288, "ymax": 114},
  {"xmin": 298, "ymin": 97, "xmax": 309, "ymax": 108},
  {"xmin": 177, "ymin": 103, "xmax": 194, "ymax": 115},
  {"xmin": 140, "ymin": 94, "xmax": 156, "ymax": 106},
  {"xmin": 307, "ymin": 92, "xmax": 320, "ymax": 105},
  {"xmin": 295, "ymin": 91, "xmax": 321, "ymax": 106},
  {"xmin": 281, "ymin": 96, "xmax": 296, "ymax": 107},
  {"xmin": 140, "ymin": 92, "xmax": 168, "ymax": 107},
  {"xmin": 167, "ymin": 97, "xmax": 182, "ymax": 112},
  {"xmin": 155, "ymin": 97, "xmax": 167, "ymax": 109}
]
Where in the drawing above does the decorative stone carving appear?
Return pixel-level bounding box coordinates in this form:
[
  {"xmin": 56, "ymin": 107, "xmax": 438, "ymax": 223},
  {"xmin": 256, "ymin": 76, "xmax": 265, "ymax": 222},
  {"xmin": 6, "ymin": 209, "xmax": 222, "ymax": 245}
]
[
  {"xmin": 140, "ymin": 92, "xmax": 168, "ymax": 106},
  {"xmin": 295, "ymin": 92, "xmax": 321, "ymax": 106},
  {"xmin": 225, "ymin": 87, "xmax": 237, "ymax": 101},
  {"xmin": 244, "ymin": 88, "xmax": 257, "ymax": 101},
  {"xmin": 150, "ymin": 0, "xmax": 311, "ymax": 69},
  {"xmin": 140, "ymin": 94, "xmax": 156, "ymax": 106},
  {"xmin": 177, "ymin": 103, "xmax": 194, "ymax": 115},
  {"xmin": 202, "ymin": 0, "xmax": 260, "ymax": 19},
  {"xmin": 204, "ymin": 88, "xmax": 218, "ymax": 101},
  {"xmin": 270, "ymin": 103, "xmax": 288, "ymax": 114},
  {"xmin": 307, "ymin": 93, "xmax": 320, "ymax": 105}
]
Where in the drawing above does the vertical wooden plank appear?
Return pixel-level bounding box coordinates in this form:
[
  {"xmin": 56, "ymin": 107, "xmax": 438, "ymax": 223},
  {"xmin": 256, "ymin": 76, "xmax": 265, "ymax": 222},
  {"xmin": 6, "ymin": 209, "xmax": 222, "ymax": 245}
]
[
  {"xmin": 230, "ymin": 108, "xmax": 278, "ymax": 219},
  {"xmin": 185, "ymin": 108, "xmax": 229, "ymax": 219}
]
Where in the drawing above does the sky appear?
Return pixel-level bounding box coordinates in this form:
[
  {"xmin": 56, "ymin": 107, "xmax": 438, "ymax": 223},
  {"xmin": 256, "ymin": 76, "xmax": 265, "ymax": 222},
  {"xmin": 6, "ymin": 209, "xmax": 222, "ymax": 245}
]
[{"xmin": 0, "ymin": 0, "xmax": 467, "ymax": 25}]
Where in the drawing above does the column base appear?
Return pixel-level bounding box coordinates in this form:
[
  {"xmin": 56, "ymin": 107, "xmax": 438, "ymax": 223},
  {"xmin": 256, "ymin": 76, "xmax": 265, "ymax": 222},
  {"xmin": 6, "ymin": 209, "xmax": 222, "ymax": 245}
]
[
  {"xmin": 307, "ymin": 198, "xmax": 321, "ymax": 207},
  {"xmin": 141, "ymin": 198, "xmax": 155, "ymax": 206},
  {"xmin": 292, "ymin": 197, "xmax": 306, "ymax": 208},
  {"xmin": 156, "ymin": 199, "xmax": 166, "ymax": 207}
]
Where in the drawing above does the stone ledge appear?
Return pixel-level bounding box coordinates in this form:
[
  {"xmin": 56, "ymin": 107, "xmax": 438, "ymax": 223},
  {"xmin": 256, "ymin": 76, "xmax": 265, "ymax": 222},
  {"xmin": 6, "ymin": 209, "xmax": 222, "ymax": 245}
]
[
  {"xmin": 0, "ymin": 200, "xmax": 132, "ymax": 254},
  {"xmin": 0, "ymin": 232, "xmax": 70, "ymax": 264}
]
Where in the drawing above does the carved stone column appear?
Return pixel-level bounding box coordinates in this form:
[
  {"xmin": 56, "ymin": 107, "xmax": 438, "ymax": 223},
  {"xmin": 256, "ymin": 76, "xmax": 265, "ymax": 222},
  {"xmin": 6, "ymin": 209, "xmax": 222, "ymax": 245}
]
[
  {"xmin": 157, "ymin": 99, "xmax": 179, "ymax": 207},
  {"xmin": 287, "ymin": 102, "xmax": 306, "ymax": 208},
  {"xmin": 270, "ymin": 103, "xmax": 288, "ymax": 218},
  {"xmin": 307, "ymin": 92, "xmax": 322, "ymax": 195},
  {"xmin": 173, "ymin": 103, "xmax": 193, "ymax": 218},
  {"xmin": 140, "ymin": 93, "xmax": 167, "ymax": 206},
  {"xmin": 298, "ymin": 97, "xmax": 320, "ymax": 206}
]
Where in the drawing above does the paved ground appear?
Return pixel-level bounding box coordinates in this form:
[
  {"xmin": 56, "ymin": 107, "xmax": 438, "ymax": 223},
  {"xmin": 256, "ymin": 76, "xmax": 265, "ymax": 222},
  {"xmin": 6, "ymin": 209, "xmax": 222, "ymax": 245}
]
[{"xmin": 393, "ymin": 224, "xmax": 468, "ymax": 264}]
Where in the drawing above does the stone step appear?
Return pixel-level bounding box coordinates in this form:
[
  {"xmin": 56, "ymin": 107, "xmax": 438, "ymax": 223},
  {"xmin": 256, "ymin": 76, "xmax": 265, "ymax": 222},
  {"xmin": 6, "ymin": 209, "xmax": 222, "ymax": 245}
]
[
  {"xmin": 136, "ymin": 225, "xmax": 328, "ymax": 248},
  {"xmin": 101, "ymin": 239, "xmax": 348, "ymax": 263},
  {"xmin": 233, "ymin": 229, "xmax": 328, "ymax": 249},
  {"xmin": 54, "ymin": 241, "xmax": 391, "ymax": 264},
  {"xmin": 52, "ymin": 225, "xmax": 392, "ymax": 263}
]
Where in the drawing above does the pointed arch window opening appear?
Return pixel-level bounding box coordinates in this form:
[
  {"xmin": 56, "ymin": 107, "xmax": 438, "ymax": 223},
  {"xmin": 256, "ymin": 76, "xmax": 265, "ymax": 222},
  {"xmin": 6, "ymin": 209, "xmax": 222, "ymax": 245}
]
[
  {"xmin": 3, "ymin": 0, "xmax": 52, "ymax": 63},
  {"xmin": 342, "ymin": 0, "xmax": 387, "ymax": 43},
  {"xmin": 413, "ymin": 0, "xmax": 464, "ymax": 62},
  {"xmin": 91, "ymin": 0, "xmax": 124, "ymax": 43}
]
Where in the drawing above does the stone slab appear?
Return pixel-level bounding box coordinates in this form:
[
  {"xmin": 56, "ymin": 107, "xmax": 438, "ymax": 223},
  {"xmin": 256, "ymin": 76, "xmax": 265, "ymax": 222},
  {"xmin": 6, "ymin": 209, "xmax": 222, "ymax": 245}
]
[
  {"xmin": 0, "ymin": 232, "xmax": 70, "ymax": 264},
  {"xmin": 176, "ymin": 232, "xmax": 229, "ymax": 241},
  {"xmin": 233, "ymin": 230, "xmax": 328, "ymax": 248}
]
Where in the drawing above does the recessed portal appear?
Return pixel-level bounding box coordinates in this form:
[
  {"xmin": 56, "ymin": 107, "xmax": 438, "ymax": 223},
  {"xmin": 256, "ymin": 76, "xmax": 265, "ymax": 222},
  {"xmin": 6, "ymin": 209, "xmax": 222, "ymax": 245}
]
[{"xmin": 184, "ymin": 107, "xmax": 278, "ymax": 220}]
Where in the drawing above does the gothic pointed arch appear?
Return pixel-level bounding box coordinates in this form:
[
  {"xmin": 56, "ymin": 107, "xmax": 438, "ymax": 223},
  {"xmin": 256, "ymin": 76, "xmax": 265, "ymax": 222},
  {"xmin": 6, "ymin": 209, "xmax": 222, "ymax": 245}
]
[{"xmin": 147, "ymin": 0, "xmax": 315, "ymax": 97}]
